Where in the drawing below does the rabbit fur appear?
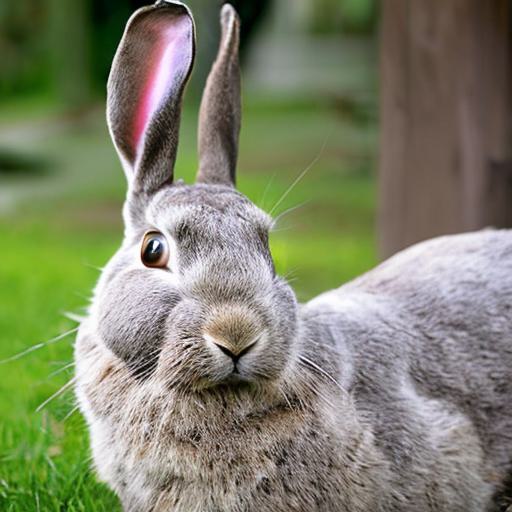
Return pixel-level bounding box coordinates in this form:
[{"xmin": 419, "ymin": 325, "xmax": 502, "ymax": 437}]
[{"xmin": 74, "ymin": 1, "xmax": 512, "ymax": 511}]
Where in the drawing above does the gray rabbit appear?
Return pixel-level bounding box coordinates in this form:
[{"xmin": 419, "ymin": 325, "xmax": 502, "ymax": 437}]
[{"xmin": 74, "ymin": 1, "xmax": 512, "ymax": 510}]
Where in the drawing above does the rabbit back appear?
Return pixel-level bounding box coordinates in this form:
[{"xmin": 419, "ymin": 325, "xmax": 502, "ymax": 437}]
[{"xmin": 305, "ymin": 228, "xmax": 512, "ymax": 509}]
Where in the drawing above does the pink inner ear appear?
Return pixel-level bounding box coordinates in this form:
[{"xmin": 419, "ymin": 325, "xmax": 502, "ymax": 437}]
[{"xmin": 132, "ymin": 17, "xmax": 191, "ymax": 158}]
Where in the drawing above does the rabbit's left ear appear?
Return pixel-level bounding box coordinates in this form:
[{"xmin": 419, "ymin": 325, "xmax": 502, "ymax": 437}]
[
  {"xmin": 195, "ymin": 4, "xmax": 241, "ymax": 187},
  {"xmin": 107, "ymin": 1, "xmax": 195, "ymax": 195}
]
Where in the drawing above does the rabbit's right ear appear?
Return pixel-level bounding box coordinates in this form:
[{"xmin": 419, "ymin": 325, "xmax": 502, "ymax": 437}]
[{"xmin": 107, "ymin": 1, "xmax": 195, "ymax": 195}]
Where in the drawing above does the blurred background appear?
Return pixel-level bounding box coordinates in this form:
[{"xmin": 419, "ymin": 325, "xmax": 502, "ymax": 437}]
[{"xmin": 1, "ymin": 0, "xmax": 511, "ymax": 509}]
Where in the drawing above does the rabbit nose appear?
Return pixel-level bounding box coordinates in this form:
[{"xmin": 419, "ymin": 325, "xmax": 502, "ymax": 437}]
[
  {"xmin": 211, "ymin": 338, "xmax": 258, "ymax": 362},
  {"xmin": 203, "ymin": 304, "xmax": 263, "ymax": 359}
]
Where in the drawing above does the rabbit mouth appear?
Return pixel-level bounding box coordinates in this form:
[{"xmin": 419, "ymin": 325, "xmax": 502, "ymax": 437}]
[
  {"xmin": 215, "ymin": 376, "xmax": 256, "ymax": 394},
  {"xmin": 221, "ymin": 367, "xmax": 259, "ymax": 387},
  {"xmin": 191, "ymin": 368, "xmax": 267, "ymax": 392},
  {"xmin": 188, "ymin": 357, "xmax": 277, "ymax": 392}
]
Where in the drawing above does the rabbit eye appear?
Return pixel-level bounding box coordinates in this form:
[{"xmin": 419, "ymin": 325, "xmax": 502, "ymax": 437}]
[{"xmin": 141, "ymin": 231, "xmax": 169, "ymax": 268}]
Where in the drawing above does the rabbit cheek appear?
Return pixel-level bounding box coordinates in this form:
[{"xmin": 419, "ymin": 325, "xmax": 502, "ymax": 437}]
[
  {"xmin": 97, "ymin": 271, "xmax": 180, "ymax": 378},
  {"xmin": 266, "ymin": 280, "xmax": 298, "ymax": 366},
  {"xmin": 155, "ymin": 302, "xmax": 215, "ymax": 389}
]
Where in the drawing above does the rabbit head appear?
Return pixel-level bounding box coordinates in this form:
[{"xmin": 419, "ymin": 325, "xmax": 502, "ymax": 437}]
[{"xmin": 88, "ymin": 0, "xmax": 298, "ymax": 394}]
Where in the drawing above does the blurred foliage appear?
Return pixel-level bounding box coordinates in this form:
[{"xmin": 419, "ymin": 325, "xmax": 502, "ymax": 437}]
[
  {"xmin": 227, "ymin": 0, "xmax": 272, "ymax": 62},
  {"xmin": 0, "ymin": 0, "xmax": 377, "ymax": 104},
  {"xmin": 0, "ymin": 148, "xmax": 49, "ymax": 175},
  {"xmin": 0, "ymin": 0, "xmax": 273, "ymax": 103},
  {"xmin": 47, "ymin": 0, "xmax": 93, "ymax": 108},
  {"xmin": 310, "ymin": 0, "xmax": 377, "ymax": 35},
  {"xmin": 0, "ymin": 1, "xmax": 51, "ymax": 97}
]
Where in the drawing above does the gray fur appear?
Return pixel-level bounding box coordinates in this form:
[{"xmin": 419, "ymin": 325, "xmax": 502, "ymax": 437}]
[
  {"xmin": 75, "ymin": 2, "xmax": 512, "ymax": 511},
  {"xmin": 196, "ymin": 4, "xmax": 241, "ymax": 186}
]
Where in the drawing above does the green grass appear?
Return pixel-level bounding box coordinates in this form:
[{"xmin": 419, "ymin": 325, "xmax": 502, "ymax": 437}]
[{"xmin": 0, "ymin": 97, "xmax": 377, "ymax": 510}]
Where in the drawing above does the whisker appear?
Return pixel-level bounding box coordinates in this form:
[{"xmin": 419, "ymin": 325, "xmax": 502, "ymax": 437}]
[
  {"xmin": 61, "ymin": 311, "xmax": 85, "ymax": 323},
  {"xmin": 72, "ymin": 291, "xmax": 92, "ymax": 301},
  {"xmin": 258, "ymin": 172, "xmax": 277, "ymax": 211},
  {"xmin": 48, "ymin": 360, "xmax": 71, "ymax": 366},
  {"xmin": 272, "ymin": 200, "xmax": 310, "ymax": 227},
  {"xmin": 298, "ymin": 355, "xmax": 346, "ymax": 394},
  {"xmin": 281, "ymin": 268, "xmax": 298, "ymax": 281},
  {"xmin": 269, "ymin": 138, "xmax": 329, "ymax": 217},
  {"xmin": 36, "ymin": 377, "xmax": 77, "ymax": 413},
  {"xmin": 282, "ymin": 276, "xmax": 299, "ymax": 285},
  {"xmin": 270, "ymin": 226, "xmax": 297, "ymax": 234},
  {"xmin": 300, "ymin": 376, "xmax": 336, "ymax": 411},
  {"xmin": 63, "ymin": 404, "xmax": 80, "ymax": 422},
  {"xmin": 278, "ymin": 387, "xmax": 293, "ymax": 410},
  {"xmin": 46, "ymin": 361, "xmax": 75, "ymax": 380},
  {"xmin": 82, "ymin": 261, "xmax": 104, "ymax": 272},
  {"xmin": 0, "ymin": 327, "xmax": 79, "ymax": 365}
]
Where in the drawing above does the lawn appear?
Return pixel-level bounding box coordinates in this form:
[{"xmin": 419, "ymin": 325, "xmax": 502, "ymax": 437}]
[{"xmin": 0, "ymin": 97, "xmax": 377, "ymax": 510}]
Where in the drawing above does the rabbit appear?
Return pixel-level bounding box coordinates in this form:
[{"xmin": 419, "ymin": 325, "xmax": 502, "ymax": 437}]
[{"xmin": 74, "ymin": 1, "xmax": 512, "ymax": 511}]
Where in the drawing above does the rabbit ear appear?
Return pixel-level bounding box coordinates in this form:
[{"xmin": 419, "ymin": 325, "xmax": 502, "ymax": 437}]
[
  {"xmin": 107, "ymin": 1, "xmax": 195, "ymax": 195},
  {"xmin": 195, "ymin": 4, "xmax": 241, "ymax": 187}
]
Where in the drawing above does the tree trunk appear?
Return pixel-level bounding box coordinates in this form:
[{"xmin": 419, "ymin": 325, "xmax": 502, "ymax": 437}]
[{"xmin": 378, "ymin": 0, "xmax": 512, "ymax": 259}]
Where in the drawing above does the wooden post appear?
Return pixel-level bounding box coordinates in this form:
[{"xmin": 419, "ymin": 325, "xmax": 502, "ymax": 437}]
[{"xmin": 378, "ymin": 0, "xmax": 512, "ymax": 259}]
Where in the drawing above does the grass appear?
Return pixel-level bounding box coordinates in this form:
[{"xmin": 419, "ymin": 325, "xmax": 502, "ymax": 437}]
[{"xmin": 0, "ymin": 96, "xmax": 377, "ymax": 510}]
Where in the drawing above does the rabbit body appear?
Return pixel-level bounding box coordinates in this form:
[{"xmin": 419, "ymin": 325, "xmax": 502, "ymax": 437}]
[
  {"xmin": 304, "ymin": 229, "xmax": 512, "ymax": 511},
  {"xmin": 74, "ymin": 2, "xmax": 512, "ymax": 510},
  {"xmin": 76, "ymin": 216, "xmax": 512, "ymax": 511}
]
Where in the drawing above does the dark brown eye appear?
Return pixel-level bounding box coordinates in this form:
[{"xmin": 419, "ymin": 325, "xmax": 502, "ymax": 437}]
[{"xmin": 141, "ymin": 231, "xmax": 169, "ymax": 268}]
